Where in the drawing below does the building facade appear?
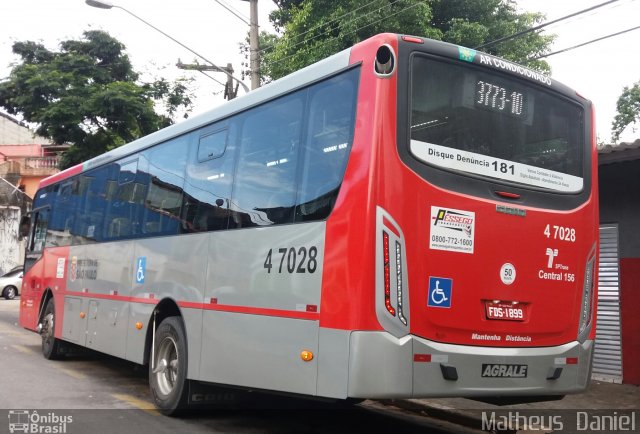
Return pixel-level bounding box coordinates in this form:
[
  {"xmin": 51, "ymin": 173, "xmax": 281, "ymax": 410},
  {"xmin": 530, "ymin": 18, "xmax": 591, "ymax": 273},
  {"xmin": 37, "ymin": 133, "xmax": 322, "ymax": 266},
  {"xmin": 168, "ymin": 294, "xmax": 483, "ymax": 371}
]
[
  {"xmin": 0, "ymin": 112, "xmax": 66, "ymax": 274},
  {"xmin": 0, "ymin": 112, "xmax": 67, "ymax": 198}
]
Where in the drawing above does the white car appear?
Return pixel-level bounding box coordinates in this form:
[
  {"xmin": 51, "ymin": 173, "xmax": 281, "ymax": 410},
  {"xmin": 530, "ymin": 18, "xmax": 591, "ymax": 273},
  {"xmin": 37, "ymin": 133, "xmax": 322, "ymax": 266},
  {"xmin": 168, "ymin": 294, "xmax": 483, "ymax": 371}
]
[{"xmin": 1, "ymin": 266, "xmax": 23, "ymax": 300}]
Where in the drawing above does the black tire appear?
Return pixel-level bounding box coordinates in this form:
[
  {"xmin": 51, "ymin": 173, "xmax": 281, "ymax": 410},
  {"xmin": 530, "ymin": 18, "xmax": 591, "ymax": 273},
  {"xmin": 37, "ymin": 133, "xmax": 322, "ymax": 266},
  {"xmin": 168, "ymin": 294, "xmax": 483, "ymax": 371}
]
[
  {"xmin": 149, "ymin": 317, "xmax": 189, "ymax": 415},
  {"xmin": 41, "ymin": 298, "xmax": 62, "ymax": 360},
  {"xmin": 3, "ymin": 286, "xmax": 18, "ymax": 300}
]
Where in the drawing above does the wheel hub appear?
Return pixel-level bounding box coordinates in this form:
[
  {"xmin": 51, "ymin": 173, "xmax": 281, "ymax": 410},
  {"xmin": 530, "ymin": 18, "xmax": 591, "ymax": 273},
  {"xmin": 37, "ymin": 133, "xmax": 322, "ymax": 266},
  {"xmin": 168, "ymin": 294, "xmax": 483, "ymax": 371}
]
[{"xmin": 154, "ymin": 337, "xmax": 179, "ymax": 396}]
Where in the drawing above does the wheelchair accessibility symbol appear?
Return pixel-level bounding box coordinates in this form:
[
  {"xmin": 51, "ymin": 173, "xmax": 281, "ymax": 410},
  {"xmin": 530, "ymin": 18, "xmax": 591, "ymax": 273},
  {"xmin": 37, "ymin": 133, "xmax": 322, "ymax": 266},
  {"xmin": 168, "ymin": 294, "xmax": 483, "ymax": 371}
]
[
  {"xmin": 136, "ymin": 257, "xmax": 146, "ymax": 284},
  {"xmin": 428, "ymin": 277, "xmax": 452, "ymax": 308}
]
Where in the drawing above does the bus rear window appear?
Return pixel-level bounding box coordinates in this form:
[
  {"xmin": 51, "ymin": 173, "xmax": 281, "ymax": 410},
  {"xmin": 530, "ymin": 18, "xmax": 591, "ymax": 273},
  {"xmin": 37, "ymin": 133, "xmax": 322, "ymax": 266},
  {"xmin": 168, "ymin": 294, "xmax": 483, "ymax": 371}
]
[{"xmin": 409, "ymin": 56, "xmax": 584, "ymax": 193}]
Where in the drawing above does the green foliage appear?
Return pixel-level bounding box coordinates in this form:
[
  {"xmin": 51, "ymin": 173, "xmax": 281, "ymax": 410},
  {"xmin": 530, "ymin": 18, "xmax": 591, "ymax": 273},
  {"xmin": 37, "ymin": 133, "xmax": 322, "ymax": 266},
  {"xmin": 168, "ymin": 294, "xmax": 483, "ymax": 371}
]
[
  {"xmin": 0, "ymin": 30, "xmax": 193, "ymax": 169},
  {"xmin": 612, "ymin": 81, "xmax": 640, "ymax": 142},
  {"xmin": 253, "ymin": 0, "xmax": 553, "ymax": 81}
]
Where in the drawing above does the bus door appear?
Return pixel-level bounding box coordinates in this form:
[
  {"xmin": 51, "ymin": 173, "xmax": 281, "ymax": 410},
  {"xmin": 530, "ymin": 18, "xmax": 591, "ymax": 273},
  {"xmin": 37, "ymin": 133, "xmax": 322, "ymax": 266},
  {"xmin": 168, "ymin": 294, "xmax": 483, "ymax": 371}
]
[
  {"xmin": 24, "ymin": 207, "xmax": 50, "ymax": 272},
  {"xmin": 21, "ymin": 207, "xmax": 50, "ymax": 328}
]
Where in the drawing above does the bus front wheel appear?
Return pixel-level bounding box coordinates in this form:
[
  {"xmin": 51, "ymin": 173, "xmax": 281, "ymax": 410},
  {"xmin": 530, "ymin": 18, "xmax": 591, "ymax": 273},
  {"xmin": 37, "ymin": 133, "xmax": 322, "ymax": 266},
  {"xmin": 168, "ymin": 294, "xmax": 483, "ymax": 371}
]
[
  {"xmin": 41, "ymin": 298, "xmax": 62, "ymax": 360},
  {"xmin": 149, "ymin": 316, "xmax": 189, "ymax": 415}
]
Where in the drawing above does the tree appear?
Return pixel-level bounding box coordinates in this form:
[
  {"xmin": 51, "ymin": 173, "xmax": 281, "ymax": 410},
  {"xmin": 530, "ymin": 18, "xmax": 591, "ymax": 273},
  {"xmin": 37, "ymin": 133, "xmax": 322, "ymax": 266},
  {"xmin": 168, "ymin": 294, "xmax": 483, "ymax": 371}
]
[
  {"xmin": 0, "ymin": 30, "xmax": 193, "ymax": 169},
  {"xmin": 611, "ymin": 81, "xmax": 640, "ymax": 142},
  {"xmin": 252, "ymin": 0, "xmax": 553, "ymax": 81}
]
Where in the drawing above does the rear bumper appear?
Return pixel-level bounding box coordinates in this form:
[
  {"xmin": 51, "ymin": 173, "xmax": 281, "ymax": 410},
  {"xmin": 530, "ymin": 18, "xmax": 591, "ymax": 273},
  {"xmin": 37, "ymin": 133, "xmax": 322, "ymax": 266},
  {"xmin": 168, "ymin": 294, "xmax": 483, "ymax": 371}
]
[{"xmin": 347, "ymin": 331, "xmax": 593, "ymax": 398}]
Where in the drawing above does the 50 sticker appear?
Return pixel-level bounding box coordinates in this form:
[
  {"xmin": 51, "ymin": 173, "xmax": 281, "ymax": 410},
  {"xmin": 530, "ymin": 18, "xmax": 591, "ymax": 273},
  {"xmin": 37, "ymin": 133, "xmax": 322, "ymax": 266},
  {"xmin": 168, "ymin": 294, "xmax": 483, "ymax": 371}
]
[{"xmin": 264, "ymin": 246, "xmax": 318, "ymax": 274}]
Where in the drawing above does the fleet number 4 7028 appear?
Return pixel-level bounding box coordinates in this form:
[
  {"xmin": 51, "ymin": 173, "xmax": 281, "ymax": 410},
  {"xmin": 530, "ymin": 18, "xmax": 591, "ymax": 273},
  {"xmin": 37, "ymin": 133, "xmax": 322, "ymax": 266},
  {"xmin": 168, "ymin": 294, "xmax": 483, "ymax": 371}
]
[{"xmin": 544, "ymin": 224, "xmax": 576, "ymax": 242}]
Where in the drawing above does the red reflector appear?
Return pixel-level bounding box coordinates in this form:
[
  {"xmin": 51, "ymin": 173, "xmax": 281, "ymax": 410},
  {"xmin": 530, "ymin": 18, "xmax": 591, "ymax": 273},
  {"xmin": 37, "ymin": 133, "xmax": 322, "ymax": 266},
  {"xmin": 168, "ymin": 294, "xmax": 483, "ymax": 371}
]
[
  {"xmin": 495, "ymin": 191, "xmax": 521, "ymax": 199},
  {"xmin": 209, "ymin": 297, "xmax": 218, "ymax": 304},
  {"xmin": 306, "ymin": 304, "xmax": 317, "ymax": 312},
  {"xmin": 414, "ymin": 354, "xmax": 431, "ymax": 362},
  {"xmin": 566, "ymin": 357, "xmax": 578, "ymax": 365},
  {"xmin": 402, "ymin": 36, "xmax": 424, "ymax": 44}
]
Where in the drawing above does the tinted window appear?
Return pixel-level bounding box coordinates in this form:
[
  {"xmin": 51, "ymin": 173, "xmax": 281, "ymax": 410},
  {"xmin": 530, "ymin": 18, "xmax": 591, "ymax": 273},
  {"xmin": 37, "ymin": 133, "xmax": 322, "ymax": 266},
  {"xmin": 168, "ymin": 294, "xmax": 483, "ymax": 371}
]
[
  {"xmin": 38, "ymin": 68, "xmax": 360, "ymax": 243},
  {"xmin": 232, "ymin": 91, "xmax": 304, "ymax": 227},
  {"xmin": 48, "ymin": 181, "xmax": 79, "ymax": 246},
  {"xmin": 74, "ymin": 169, "xmax": 107, "ymax": 243},
  {"xmin": 295, "ymin": 69, "xmax": 358, "ymax": 221},
  {"xmin": 184, "ymin": 122, "xmax": 237, "ymax": 232},
  {"xmin": 410, "ymin": 57, "xmax": 584, "ymax": 192},
  {"xmin": 104, "ymin": 161, "xmax": 146, "ymax": 240},
  {"xmin": 143, "ymin": 138, "xmax": 188, "ymax": 236},
  {"xmin": 31, "ymin": 208, "xmax": 50, "ymax": 253},
  {"xmin": 198, "ymin": 129, "xmax": 228, "ymax": 162},
  {"xmin": 118, "ymin": 159, "xmax": 138, "ymax": 184}
]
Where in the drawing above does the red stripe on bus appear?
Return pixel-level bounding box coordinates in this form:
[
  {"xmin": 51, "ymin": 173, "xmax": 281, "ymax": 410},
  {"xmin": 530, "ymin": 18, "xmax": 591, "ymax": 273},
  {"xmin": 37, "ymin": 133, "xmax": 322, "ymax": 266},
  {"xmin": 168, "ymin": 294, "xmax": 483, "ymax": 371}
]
[
  {"xmin": 39, "ymin": 164, "xmax": 84, "ymax": 188},
  {"xmin": 63, "ymin": 292, "xmax": 317, "ymax": 320},
  {"xmin": 178, "ymin": 301, "xmax": 320, "ymax": 320},
  {"xmin": 64, "ymin": 291, "xmax": 159, "ymax": 305}
]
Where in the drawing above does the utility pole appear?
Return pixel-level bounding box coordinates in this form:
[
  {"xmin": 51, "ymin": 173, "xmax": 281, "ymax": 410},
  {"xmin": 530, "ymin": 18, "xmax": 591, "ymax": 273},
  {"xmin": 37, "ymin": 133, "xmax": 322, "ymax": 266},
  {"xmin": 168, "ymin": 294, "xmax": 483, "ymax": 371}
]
[
  {"xmin": 176, "ymin": 61, "xmax": 239, "ymax": 100},
  {"xmin": 241, "ymin": 0, "xmax": 260, "ymax": 89},
  {"xmin": 249, "ymin": 0, "xmax": 260, "ymax": 89}
]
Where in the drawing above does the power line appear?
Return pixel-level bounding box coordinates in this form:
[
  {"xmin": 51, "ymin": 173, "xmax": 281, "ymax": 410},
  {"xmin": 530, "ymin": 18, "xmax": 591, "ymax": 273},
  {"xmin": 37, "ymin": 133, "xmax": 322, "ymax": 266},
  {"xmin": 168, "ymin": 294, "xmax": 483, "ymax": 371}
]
[
  {"xmin": 530, "ymin": 25, "xmax": 640, "ymax": 60},
  {"xmin": 475, "ymin": 0, "xmax": 621, "ymax": 50},
  {"xmin": 259, "ymin": 0, "xmax": 426, "ymax": 73},
  {"xmin": 258, "ymin": 0, "xmax": 384, "ymax": 55},
  {"xmin": 212, "ymin": 0, "xmax": 249, "ymax": 24},
  {"xmin": 196, "ymin": 70, "xmax": 226, "ymax": 88},
  {"xmin": 260, "ymin": 0, "xmax": 413, "ymax": 60}
]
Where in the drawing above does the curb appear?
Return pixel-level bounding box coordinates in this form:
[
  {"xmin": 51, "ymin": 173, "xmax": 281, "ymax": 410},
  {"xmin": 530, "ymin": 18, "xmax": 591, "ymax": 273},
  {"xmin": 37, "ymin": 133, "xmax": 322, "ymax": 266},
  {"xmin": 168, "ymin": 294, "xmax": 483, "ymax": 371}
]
[{"xmin": 382, "ymin": 399, "xmax": 485, "ymax": 431}]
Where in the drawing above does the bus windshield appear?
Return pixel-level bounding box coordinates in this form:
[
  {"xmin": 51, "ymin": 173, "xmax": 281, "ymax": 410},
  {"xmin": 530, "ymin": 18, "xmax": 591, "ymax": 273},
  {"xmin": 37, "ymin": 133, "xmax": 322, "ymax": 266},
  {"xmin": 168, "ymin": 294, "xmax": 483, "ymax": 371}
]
[{"xmin": 409, "ymin": 56, "xmax": 584, "ymax": 193}]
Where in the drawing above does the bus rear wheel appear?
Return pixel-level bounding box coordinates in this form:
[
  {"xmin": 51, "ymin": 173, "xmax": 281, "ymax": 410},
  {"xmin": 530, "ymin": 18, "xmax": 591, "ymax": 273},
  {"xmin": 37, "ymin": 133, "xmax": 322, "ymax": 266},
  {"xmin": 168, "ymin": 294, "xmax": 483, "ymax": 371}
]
[
  {"xmin": 149, "ymin": 317, "xmax": 189, "ymax": 415},
  {"xmin": 41, "ymin": 298, "xmax": 62, "ymax": 360}
]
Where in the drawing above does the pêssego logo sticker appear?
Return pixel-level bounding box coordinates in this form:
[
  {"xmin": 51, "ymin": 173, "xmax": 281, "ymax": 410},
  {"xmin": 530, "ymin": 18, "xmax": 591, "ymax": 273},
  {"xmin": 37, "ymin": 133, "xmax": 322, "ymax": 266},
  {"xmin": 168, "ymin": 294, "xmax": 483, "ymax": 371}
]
[{"xmin": 430, "ymin": 206, "xmax": 475, "ymax": 254}]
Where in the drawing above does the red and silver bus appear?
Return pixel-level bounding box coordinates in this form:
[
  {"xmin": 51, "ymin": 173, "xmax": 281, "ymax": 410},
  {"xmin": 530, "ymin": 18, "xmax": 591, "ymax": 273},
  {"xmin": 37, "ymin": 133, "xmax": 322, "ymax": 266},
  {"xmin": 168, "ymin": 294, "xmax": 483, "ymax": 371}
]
[{"xmin": 19, "ymin": 33, "xmax": 598, "ymax": 413}]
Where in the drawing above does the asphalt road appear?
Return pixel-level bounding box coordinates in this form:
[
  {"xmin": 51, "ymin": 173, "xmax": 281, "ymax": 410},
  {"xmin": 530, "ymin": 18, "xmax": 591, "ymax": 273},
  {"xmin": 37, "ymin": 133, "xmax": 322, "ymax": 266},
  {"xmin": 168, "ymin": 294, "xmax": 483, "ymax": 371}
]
[{"xmin": 0, "ymin": 298, "xmax": 482, "ymax": 434}]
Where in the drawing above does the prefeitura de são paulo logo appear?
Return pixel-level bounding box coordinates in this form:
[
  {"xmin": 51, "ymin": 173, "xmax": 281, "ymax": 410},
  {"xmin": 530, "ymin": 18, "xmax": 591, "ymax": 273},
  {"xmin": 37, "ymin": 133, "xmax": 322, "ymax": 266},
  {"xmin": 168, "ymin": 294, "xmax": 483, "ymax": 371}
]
[{"xmin": 8, "ymin": 410, "xmax": 73, "ymax": 433}]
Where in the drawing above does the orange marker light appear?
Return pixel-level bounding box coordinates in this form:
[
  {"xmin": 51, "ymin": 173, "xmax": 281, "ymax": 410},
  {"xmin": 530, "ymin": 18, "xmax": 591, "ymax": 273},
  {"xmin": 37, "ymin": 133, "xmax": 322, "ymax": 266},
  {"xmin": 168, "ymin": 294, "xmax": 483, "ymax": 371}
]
[
  {"xmin": 135, "ymin": 322, "xmax": 143, "ymax": 330},
  {"xmin": 300, "ymin": 350, "xmax": 314, "ymax": 362},
  {"xmin": 80, "ymin": 312, "xmax": 86, "ymax": 319}
]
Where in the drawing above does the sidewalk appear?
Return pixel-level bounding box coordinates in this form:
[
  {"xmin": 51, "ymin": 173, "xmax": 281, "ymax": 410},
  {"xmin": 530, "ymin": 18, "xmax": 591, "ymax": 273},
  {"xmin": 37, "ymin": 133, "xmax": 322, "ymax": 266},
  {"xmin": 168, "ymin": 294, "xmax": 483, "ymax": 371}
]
[{"xmin": 387, "ymin": 381, "xmax": 640, "ymax": 432}]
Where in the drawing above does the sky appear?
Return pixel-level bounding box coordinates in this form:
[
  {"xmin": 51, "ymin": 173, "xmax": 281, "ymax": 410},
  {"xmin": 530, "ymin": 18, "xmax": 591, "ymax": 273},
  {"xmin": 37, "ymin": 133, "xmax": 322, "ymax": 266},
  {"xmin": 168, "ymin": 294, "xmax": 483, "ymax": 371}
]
[{"xmin": 1, "ymin": 0, "xmax": 639, "ymax": 143}]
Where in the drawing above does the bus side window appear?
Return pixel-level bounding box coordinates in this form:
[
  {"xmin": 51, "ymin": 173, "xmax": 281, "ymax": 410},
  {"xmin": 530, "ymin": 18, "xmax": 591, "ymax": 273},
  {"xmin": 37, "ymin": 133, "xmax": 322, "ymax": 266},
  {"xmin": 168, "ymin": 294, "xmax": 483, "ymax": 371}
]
[
  {"xmin": 296, "ymin": 68, "xmax": 358, "ymax": 221},
  {"xmin": 184, "ymin": 123, "xmax": 237, "ymax": 232},
  {"xmin": 30, "ymin": 209, "xmax": 50, "ymax": 253},
  {"xmin": 144, "ymin": 138, "xmax": 187, "ymax": 236},
  {"xmin": 104, "ymin": 162, "xmax": 131, "ymax": 240},
  {"xmin": 232, "ymin": 91, "xmax": 304, "ymax": 227}
]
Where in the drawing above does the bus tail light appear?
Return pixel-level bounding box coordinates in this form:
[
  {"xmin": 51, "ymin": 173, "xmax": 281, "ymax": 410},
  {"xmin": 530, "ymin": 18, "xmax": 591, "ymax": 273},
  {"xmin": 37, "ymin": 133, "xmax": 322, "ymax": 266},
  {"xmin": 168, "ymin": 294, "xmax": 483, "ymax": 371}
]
[
  {"xmin": 578, "ymin": 250, "xmax": 597, "ymax": 338},
  {"xmin": 377, "ymin": 208, "xmax": 410, "ymax": 336},
  {"xmin": 383, "ymin": 232, "xmax": 396, "ymax": 316}
]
